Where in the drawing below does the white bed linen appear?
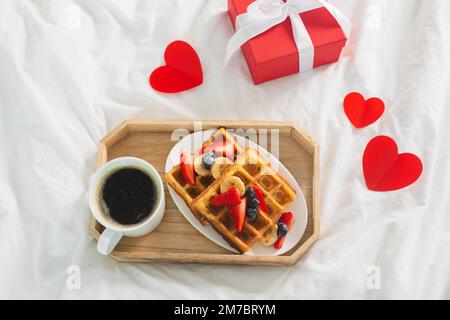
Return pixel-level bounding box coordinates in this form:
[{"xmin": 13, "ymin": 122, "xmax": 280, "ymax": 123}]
[{"xmin": 0, "ymin": 0, "xmax": 449, "ymax": 299}]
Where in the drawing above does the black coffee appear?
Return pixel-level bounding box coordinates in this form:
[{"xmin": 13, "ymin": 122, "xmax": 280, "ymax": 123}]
[{"xmin": 101, "ymin": 168, "xmax": 156, "ymax": 225}]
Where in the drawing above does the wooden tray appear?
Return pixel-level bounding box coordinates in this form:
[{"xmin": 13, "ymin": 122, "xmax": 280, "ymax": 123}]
[{"xmin": 89, "ymin": 120, "xmax": 320, "ymax": 266}]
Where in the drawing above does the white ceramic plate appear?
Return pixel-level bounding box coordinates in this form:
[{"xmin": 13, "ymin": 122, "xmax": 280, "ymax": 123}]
[{"xmin": 165, "ymin": 129, "xmax": 308, "ymax": 256}]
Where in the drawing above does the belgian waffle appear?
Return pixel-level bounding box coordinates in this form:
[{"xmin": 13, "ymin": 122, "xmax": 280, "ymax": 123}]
[
  {"xmin": 165, "ymin": 128, "xmax": 243, "ymax": 225},
  {"xmin": 191, "ymin": 148, "xmax": 297, "ymax": 253}
]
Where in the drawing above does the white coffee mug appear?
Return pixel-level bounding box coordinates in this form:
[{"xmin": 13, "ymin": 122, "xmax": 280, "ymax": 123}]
[{"xmin": 89, "ymin": 157, "xmax": 165, "ymax": 255}]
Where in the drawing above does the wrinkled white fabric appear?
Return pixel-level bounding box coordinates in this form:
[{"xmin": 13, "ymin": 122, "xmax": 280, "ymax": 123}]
[{"xmin": 0, "ymin": 0, "xmax": 449, "ymax": 299}]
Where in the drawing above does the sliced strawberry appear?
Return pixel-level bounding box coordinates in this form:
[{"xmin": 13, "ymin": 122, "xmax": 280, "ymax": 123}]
[
  {"xmin": 203, "ymin": 140, "xmax": 235, "ymax": 160},
  {"xmin": 217, "ymin": 141, "xmax": 236, "ymax": 159},
  {"xmin": 230, "ymin": 197, "xmax": 246, "ymax": 232},
  {"xmin": 180, "ymin": 152, "xmax": 195, "ymax": 186},
  {"xmin": 202, "ymin": 135, "xmax": 224, "ymax": 152},
  {"xmin": 252, "ymin": 185, "xmax": 268, "ymax": 213},
  {"xmin": 279, "ymin": 212, "xmax": 295, "ymax": 229},
  {"xmin": 211, "ymin": 188, "xmax": 242, "ymax": 207},
  {"xmin": 202, "ymin": 141, "xmax": 218, "ymax": 154},
  {"xmin": 274, "ymin": 236, "xmax": 285, "ymax": 250}
]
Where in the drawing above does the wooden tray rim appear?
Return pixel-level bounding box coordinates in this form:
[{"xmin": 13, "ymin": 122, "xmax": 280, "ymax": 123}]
[{"xmin": 88, "ymin": 119, "xmax": 320, "ymax": 266}]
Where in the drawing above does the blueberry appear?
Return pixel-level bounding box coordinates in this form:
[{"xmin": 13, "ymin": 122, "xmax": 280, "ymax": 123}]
[
  {"xmin": 277, "ymin": 223, "xmax": 288, "ymax": 238},
  {"xmin": 247, "ymin": 207, "xmax": 258, "ymax": 221},
  {"xmin": 248, "ymin": 197, "xmax": 260, "ymax": 209},
  {"xmin": 245, "ymin": 187, "xmax": 256, "ymax": 198},
  {"xmin": 202, "ymin": 152, "xmax": 215, "ymax": 170}
]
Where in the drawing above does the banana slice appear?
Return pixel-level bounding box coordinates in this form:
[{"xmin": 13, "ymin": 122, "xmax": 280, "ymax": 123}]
[
  {"xmin": 236, "ymin": 148, "xmax": 257, "ymax": 165},
  {"xmin": 260, "ymin": 224, "xmax": 278, "ymax": 246},
  {"xmin": 194, "ymin": 155, "xmax": 211, "ymax": 177},
  {"xmin": 211, "ymin": 157, "xmax": 233, "ymax": 179},
  {"xmin": 247, "ymin": 148, "xmax": 260, "ymax": 165},
  {"xmin": 220, "ymin": 176, "xmax": 246, "ymax": 195}
]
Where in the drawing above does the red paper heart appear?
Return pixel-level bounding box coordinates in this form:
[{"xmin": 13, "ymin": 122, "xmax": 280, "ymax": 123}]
[
  {"xmin": 363, "ymin": 136, "xmax": 423, "ymax": 192},
  {"xmin": 150, "ymin": 40, "xmax": 203, "ymax": 93},
  {"xmin": 344, "ymin": 92, "xmax": 385, "ymax": 128}
]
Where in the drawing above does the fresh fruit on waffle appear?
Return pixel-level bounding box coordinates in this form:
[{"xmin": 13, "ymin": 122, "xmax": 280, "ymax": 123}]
[
  {"xmin": 274, "ymin": 212, "xmax": 295, "ymax": 249},
  {"xmin": 191, "ymin": 148, "xmax": 297, "ymax": 253},
  {"xmin": 165, "ymin": 128, "xmax": 243, "ymax": 225}
]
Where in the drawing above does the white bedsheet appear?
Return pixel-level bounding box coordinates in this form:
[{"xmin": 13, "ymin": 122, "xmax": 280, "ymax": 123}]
[{"xmin": 0, "ymin": 0, "xmax": 449, "ymax": 299}]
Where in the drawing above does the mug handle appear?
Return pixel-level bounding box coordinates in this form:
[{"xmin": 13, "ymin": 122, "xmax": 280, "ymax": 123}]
[{"xmin": 97, "ymin": 228, "xmax": 123, "ymax": 255}]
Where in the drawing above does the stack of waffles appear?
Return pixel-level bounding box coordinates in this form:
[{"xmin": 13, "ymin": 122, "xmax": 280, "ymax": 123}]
[
  {"xmin": 166, "ymin": 128, "xmax": 296, "ymax": 253},
  {"xmin": 165, "ymin": 128, "xmax": 243, "ymax": 225},
  {"xmin": 191, "ymin": 148, "xmax": 296, "ymax": 253}
]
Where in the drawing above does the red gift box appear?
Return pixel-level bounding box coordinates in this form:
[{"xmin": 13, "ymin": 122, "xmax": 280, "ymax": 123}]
[{"xmin": 228, "ymin": 0, "xmax": 349, "ymax": 84}]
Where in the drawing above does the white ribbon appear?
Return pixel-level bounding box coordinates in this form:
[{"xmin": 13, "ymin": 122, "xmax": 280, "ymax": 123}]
[{"xmin": 225, "ymin": 0, "xmax": 351, "ymax": 73}]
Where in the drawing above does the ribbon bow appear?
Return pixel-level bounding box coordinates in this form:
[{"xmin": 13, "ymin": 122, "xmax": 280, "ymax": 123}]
[{"xmin": 225, "ymin": 0, "xmax": 351, "ymax": 73}]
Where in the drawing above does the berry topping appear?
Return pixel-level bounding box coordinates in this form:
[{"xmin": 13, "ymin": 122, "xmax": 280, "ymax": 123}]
[
  {"xmin": 246, "ymin": 207, "xmax": 258, "ymax": 221},
  {"xmin": 194, "ymin": 155, "xmax": 210, "ymax": 177},
  {"xmin": 247, "ymin": 197, "xmax": 260, "ymax": 209},
  {"xmin": 180, "ymin": 152, "xmax": 195, "ymax": 186},
  {"xmin": 279, "ymin": 212, "xmax": 295, "ymax": 228},
  {"xmin": 203, "ymin": 140, "xmax": 236, "ymax": 160},
  {"xmin": 211, "ymin": 188, "xmax": 241, "ymax": 207},
  {"xmin": 274, "ymin": 212, "xmax": 295, "ymax": 250},
  {"xmin": 274, "ymin": 236, "xmax": 285, "ymax": 250},
  {"xmin": 277, "ymin": 223, "xmax": 288, "ymax": 238},
  {"xmin": 202, "ymin": 152, "xmax": 215, "ymax": 170},
  {"xmin": 230, "ymin": 197, "xmax": 246, "ymax": 232},
  {"xmin": 252, "ymin": 185, "xmax": 268, "ymax": 213},
  {"xmin": 244, "ymin": 187, "xmax": 256, "ymax": 198}
]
